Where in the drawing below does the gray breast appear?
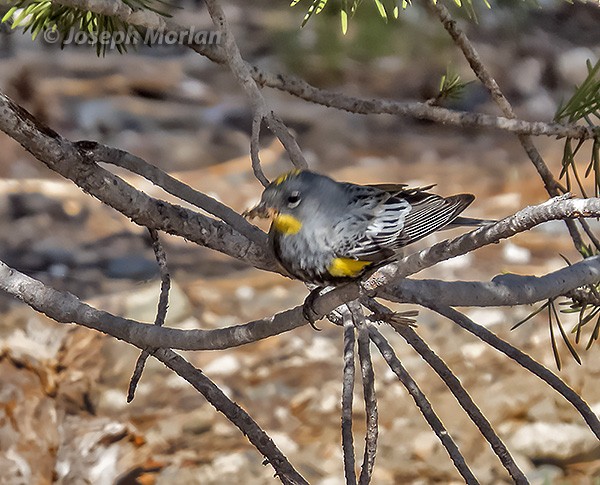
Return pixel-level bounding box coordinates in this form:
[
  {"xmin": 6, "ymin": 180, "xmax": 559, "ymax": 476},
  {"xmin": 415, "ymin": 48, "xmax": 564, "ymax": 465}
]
[{"xmin": 270, "ymin": 227, "xmax": 337, "ymax": 284}]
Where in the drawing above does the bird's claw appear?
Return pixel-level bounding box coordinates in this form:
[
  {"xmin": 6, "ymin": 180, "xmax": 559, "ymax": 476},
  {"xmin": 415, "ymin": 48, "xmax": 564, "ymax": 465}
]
[{"xmin": 302, "ymin": 288, "xmax": 323, "ymax": 331}]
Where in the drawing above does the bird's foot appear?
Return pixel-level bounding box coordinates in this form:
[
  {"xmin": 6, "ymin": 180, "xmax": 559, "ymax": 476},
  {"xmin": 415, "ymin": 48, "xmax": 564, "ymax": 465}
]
[{"xmin": 302, "ymin": 287, "xmax": 323, "ymax": 331}]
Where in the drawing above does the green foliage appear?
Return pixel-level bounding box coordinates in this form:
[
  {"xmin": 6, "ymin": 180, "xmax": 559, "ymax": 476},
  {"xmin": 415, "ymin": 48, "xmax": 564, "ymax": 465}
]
[
  {"xmin": 555, "ymin": 59, "xmax": 600, "ymax": 125},
  {"xmin": 1, "ymin": 0, "xmax": 171, "ymax": 56},
  {"xmin": 290, "ymin": 0, "xmax": 490, "ymax": 33},
  {"xmin": 562, "ymin": 298, "xmax": 600, "ymax": 351},
  {"xmin": 513, "ymin": 298, "xmax": 582, "ymax": 370},
  {"xmin": 432, "ymin": 68, "xmax": 473, "ymax": 105},
  {"xmin": 514, "ymin": 251, "xmax": 600, "ymax": 366},
  {"xmin": 556, "ymin": 60, "xmax": 600, "ymax": 199},
  {"xmin": 290, "ymin": 0, "xmax": 399, "ymax": 34},
  {"xmin": 275, "ymin": 1, "xmax": 418, "ymax": 82}
]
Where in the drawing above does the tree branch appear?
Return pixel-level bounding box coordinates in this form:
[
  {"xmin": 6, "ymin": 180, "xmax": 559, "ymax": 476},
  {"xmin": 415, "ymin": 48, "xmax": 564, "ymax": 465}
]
[
  {"xmin": 369, "ymin": 326, "xmax": 479, "ymax": 484},
  {"xmin": 0, "ymin": 261, "xmax": 305, "ymax": 482},
  {"xmin": 340, "ymin": 306, "xmax": 357, "ymax": 485},
  {"xmin": 2, "ymin": 254, "xmax": 309, "ymax": 484},
  {"xmin": 0, "ymin": 91, "xmax": 276, "ymax": 272},
  {"xmin": 308, "ymin": 196, "xmax": 600, "ymax": 322},
  {"xmin": 127, "ymin": 228, "xmax": 171, "ymax": 402},
  {"xmin": 1, "ymin": 246, "xmax": 595, "ymax": 358},
  {"xmin": 0, "ymin": 258, "xmax": 311, "ymax": 351},
  {"xmin": 48, "ymin": 0, "xmax": 600, "ymax": 141},
  {"xmin": 427, "ymin": 0, "xmax": 585, "ymax": 250},
  {"xmin": 423, "ymin": 303, "xmax": 600, "ymax": 440},
  {"xmin": 365, "ymin": 300, "xmax": 527, "ymax": 483},
  {"xmin": 253, "ymin": 66, "xmax": 599, "ymax": 139},
  {"xmin": 307, "ymin": 196, "xmax": 600, "ymax": 335},
  {"xmin": 383, "ymin": 255, "xmax": 600, "ymax": 307},
  {"xmin": 3, "ymin": 197, "xmax": 600, "ymax": 354},
  {"xmin": 350, "ymin": 302, "xmax": 377, "ymax": 485},
  {"xmin": 203, "ymin": 0, "xmax": 307, "ymax": 174},
  {"xmin": 1, "ymin": 232, "xmax": 596, "ymax": 481},
  {"xmin": 361, "ymin": 195, "xmax": 600, "ymax": 293},
  {"xmin": 80, "ymin": 140, "xmax": 267, "ymax": 247},
  {"xmin": 154, "ymin": 348, "xmax": 308, "ymax": 485},
  {"xmin": 250, "ymin": 112, "xmax": 271, "ymax": 187}
]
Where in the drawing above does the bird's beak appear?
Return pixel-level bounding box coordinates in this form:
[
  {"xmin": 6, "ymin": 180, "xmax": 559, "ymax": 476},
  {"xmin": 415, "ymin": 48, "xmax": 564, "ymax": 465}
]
[{"xmin": 242, "ymin": 202, "xmax": 277, "ymax": 220}]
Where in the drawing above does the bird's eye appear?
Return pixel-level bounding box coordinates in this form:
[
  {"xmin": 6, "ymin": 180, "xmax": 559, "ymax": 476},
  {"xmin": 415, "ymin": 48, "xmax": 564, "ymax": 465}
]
[{"xmin": 287, "ymin": 191, "xmax": 301, "ymax": 208}]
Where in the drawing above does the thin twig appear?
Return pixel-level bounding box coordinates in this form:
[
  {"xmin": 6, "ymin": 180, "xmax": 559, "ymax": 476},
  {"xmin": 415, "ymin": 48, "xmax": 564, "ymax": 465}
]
[
  {"xmin": 127, "ymin": 228, "xmax": 171, "ymax": 402},
  {"xmin": 427, "ymin": 0, "xmax": 585, "ymax": 251},
  {"xmin": 204, "ymin": 0, "xmax": 307, "ymax": 180},
  {"xmin": 265, "ymin": 113, "xmax": 308, "ymax": 170},
  {"xmin": 340, "ymin": 305, "xmax": 357, "ymax": 485},
  {"xmin": 0, "ymin": 91, "xmax": 276, "ymax": 272},
  {"xmin": 424, "ymin": 303, "xmax": 600, "ymax": 440},
  {"xmin": 349, "ymin": 302, "xmax": 377, "ymax": 485},
  {"xmin": 76, "ymin": 140, "xmax": 267, "ymax": 246},
  {"xmin": 49, "ymin": 0, "xmax": 600, "ymax": 141},
  {"xmin": 138, "ymin": 349, "xmax": 309, "ymax": 485},
  {"xmin": 364, "ymin": 299, "xmax": 528, "ymax": 484},
  {"xmin": 252, "ymin": 68, "xmax": 600, "ymax": 140},
  {"xmin": 579, "ymin": 218, "xmax": 600, "ymax": 251},
  {"xmin": 369, "ymin": 326, "xmax": 479, "ymax": 484},
  {"xmin": 251, "ymin": 112, "xmax": 271, "ymax": 187}
]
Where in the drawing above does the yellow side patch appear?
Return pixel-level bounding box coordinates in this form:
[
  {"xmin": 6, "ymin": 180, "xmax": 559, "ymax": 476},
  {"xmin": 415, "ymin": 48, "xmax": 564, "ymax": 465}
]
[
  {"xmin": 328, "ymin": 258, "xmax": 372, "ymax": 278},
  {"xmin": 274, "ymin": 169, "xmax": 302, "ymax": 186},
  {"xmin": 272, "ymin": 214, "xmax": 302, "ymax": 235}
]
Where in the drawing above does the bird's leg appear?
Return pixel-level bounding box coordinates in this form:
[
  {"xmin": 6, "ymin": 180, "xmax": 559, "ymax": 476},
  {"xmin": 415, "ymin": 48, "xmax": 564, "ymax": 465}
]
[{"xmin": 302, "ymin": 286, "xmax": 325, "ymax": 330}]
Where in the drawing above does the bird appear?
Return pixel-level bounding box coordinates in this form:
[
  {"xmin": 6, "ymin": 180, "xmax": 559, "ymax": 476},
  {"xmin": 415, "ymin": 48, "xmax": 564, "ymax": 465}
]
[{"xmin": 244, "ymin": 169, "xmax": 484, "ymax": 285}]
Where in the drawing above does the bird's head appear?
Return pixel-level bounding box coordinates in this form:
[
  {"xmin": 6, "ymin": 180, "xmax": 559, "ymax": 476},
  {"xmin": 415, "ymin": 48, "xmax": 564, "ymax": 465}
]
[{"xmin": 243, "ymin": 170, "xmax": 336, "ymax": 235}]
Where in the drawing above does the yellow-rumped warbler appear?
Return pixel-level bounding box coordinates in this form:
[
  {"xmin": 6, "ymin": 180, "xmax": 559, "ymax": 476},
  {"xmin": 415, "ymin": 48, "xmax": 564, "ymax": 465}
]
[{"xmin": 244, "ymin": 170, "xmax": 483, "ymax": 286}]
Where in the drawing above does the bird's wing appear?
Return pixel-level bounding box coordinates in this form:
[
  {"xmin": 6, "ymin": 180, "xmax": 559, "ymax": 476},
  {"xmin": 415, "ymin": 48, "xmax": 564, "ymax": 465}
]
[
  {"xmin": 338, "ymin": 185, "xmax": 474, "ymax": 261},
  {"xmin": 373, "ymin": 184, "xmax": 488, "ymax": 228},
  {"xmin": 367, "ymin": 183, "xmax": 436, "ymax": 193},
  {"xmin": 334, "ymin": 184, "xmax": 410, "ymax": 260},
  {"xmin": 397, "ymin": 192, "xmax": 475, "ymax": 245}
]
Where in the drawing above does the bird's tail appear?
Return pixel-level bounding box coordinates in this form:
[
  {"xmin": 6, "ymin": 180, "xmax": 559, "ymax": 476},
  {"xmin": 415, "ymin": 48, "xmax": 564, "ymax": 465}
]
[{"xmin": 447, "ymin": 216, "xmax": 496, "ymax": 227}]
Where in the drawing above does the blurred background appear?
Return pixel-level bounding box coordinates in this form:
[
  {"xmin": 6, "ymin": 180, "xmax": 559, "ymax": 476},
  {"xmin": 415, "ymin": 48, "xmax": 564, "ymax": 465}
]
[{"xmin": 0, "ymin": 0, "xmax": 600, "ymax": 483}]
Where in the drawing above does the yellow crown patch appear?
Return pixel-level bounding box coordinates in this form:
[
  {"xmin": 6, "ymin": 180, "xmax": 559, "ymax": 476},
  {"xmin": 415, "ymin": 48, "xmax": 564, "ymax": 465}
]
[{"xmin": 274, "ymin": 169, "xmax": 302, "ymax": 186}]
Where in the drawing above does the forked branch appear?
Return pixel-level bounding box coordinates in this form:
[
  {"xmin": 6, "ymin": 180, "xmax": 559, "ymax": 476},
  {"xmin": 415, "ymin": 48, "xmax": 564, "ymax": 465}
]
[
  {"xmin": 365, "ymin": 299, "xmax": 527, "ymax": 483},
  {"xmin": 369, "ymin": 326, "xmax": 479, "ymax": 484},
  {"xmin": 2, "ymin": 196, "xmax": 600, "ymax": 353},
  {"xmin": 424, "ymin": 303, "xmax": 600, "ymax": 440},
  {"xmin": 127, "ymin": 228, "xmax": 171, "ymax": 402},
  {"xmin": 340, "ymin": 306, "xmax": 358, "ymax": 485},
  {"xmin": 427, "ymin": 0, "xmax": 585, "ymax": 250},
  {"xmin": 40, "ymin": 0, "xmax": 600, "ymax": 142},
  {"xmin": 204, "ymin": 0, "xmax": 307, "ymax": 180},
  {"xmin": 0, "ymin": 92, "xmax": 275, "ymax": 272}
]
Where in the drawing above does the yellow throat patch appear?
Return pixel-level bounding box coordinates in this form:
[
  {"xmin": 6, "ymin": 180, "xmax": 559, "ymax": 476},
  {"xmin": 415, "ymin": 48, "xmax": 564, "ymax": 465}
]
[
  {"xmin": 272, "ymin": 214, "xmax": 302, "ymax": 235},
  {"xmin": 328, "ymin": 257, "xmax": 372, "ymax": 278}
]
